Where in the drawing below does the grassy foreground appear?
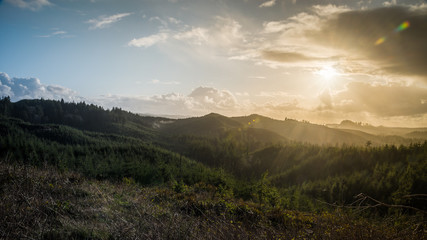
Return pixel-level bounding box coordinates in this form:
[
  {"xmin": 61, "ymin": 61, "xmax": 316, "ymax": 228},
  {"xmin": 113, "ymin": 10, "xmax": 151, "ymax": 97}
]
[{"xmin": 1, "ymin": 161, "xmax": 424, "ymax": 240}]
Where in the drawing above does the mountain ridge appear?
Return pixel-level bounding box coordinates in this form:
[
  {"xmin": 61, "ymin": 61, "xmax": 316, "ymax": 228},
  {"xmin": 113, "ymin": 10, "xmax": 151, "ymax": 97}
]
[{"xmin": 1, "ymin": 98, "xmax": 425, "ymax": 146}]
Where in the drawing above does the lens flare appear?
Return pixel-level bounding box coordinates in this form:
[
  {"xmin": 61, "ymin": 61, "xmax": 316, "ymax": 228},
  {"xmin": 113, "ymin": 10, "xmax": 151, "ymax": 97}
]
[
  {"xmin": 375, "ymin": 20, "xmax": 410, "ymax": 45},
  {"xmin": 394, "ymin": 21, "xmax": 410, "ymax": 32},
  {"xmin": 375, "ymin": 37, "xmax": 386, "ymax": 45}
]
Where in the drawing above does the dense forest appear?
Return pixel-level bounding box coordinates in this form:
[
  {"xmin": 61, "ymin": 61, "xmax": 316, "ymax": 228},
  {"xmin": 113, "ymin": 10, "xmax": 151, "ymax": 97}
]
[{"xmin": 0, "ymin": 97, "xmax": 426, "ymax": 239}]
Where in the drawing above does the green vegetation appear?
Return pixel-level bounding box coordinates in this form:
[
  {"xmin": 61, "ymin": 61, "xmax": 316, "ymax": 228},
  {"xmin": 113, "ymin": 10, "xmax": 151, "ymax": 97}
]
[
  {"xmin": 1, "ymin": 162, "xmax": 424, "ymax": 239},
  {"xmin": 0, "ymin": 97, "xmax": 426, "ymax": 239}
]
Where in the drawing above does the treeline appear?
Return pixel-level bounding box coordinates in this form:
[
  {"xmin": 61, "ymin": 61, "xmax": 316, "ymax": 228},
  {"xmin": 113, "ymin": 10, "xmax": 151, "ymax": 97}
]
[
  {"xmin": 0, "ymin": 117, "xmax": 230, "ymax": 187},
  {"xmin": 0, "ymin": 97, "xmax": 161, "ymax": 139},
  {"xmin": 160, "ymin": 133, "xmax": 427, "ymax": 212},
  {"xmin": 261, "ymin": 143, "xmax": 427, "ymax": 212}
]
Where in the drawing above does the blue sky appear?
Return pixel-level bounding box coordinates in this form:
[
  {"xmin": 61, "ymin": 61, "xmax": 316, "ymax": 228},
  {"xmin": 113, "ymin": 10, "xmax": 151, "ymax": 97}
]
[{"xmin": 1, "ymin": 0, "xmax": 427, "ymax": 126}]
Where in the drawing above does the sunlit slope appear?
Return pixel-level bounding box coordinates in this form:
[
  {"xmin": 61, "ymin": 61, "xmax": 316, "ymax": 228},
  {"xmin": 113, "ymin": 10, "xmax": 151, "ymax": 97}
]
[
  {"xmin": 159, "ymin": 113, "xmax": 423, "ymax": 146},
  {"xmin": 233, "ymin": 114, "xmax": 369, "ymax": 145},
  {"xmin": 159, "ymin": 112, "xmax": 368, "ymax": 145},
  {"xmin": 158, "ymin": 113, "xmax": 287, "ymax": 142},
  {"xmin": 159, "ymin": 113, "xmax": 242, "ymax": 136}
]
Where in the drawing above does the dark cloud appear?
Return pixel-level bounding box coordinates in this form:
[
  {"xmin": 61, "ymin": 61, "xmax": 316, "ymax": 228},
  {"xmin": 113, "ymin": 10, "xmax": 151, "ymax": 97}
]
[
  {"xmin": 0, "ymin": 72, "xmax": 77, "ymax": 101},
  {"xmin": 334, "ymin": 82, "xmax": 427, "ymax": 117},
  {"xmin": 312, "ymin": 6, "xmax": 427, "ymax": 77}
]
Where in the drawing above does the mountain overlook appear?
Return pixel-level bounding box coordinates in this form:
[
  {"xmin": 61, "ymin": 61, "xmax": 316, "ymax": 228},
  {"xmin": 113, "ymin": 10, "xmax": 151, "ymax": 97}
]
[{"xmin": 1, "ymin": 98, "xmax": 426, "ymax": 239}]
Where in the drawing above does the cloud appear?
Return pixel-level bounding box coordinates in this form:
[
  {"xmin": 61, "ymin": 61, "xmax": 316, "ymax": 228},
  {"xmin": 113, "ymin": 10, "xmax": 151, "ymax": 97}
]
[
  {"xmin": 128, "ymin": 32, "xmax": 169, "ymax": 48},
  {"xmin": 5, "ymin": 0, "xmax": 51, "ymax": 11},
  {"xmin": 150, "ymin": 79, "xmax": 180, "ymax": 85},
  {"xmin": 37, "ymin": 30, "xmax": 68, "ymax": 38},
  {"xmin": 2, "ymin": 71, "xmax": 424, "ymax": 125},
  {"xmin": 188, "ymin": 87, "xmax": 237, "ymax": 110},
  {"xmin": 318, "ymin": 90, "xmax": 333, "ymax": 108},
  {"xmin": 94, "ymin": 86, "xmax": 239, "ymax": 116},
  {"xmin": 261, "ymin": 50, "xmax": 330, "ymax": 62},
  {"xmin": 259, "ymin": 0, "xmax": 276, "ymax": 8},
  {"xmin": 0, "ymin": 72, "xmax": 78, "ymax": 101},
  {"xmin": 173, "ymin": 27, "xmax": 208, "ymax": 45},
  {"xmin": 249, "ymin": 5, "xmax": 427, "ymax": 82},
  {"xmin": 87, "ymin": 13, "xmax": 133, "ymax": 29},
  {"xmin": 310, "ymin": 6, "xmax": 427, "ymax": 78},
  {"xmin": 311, "ymin": 4, "xmax": 350, "ymax": 16},
  {"xmin": 257, "ymin": 101, "xmax": 301, "ymax": 113},
  {"xmin": 129, "ymin": 16, "xmax": 246, "ymax": 52},
  {"xmin": 383, "ymin": 0, "xmax": 397, "ymax": 7},
  {"xmin": 128, "ymin": 27, "xmax": 208, "ymax": 48},
  {"xmin": 332, "ymin": 82, "xmax": 427, "ymax": 117},
  {"xmin": 262, "ymin": 20, "xmax": 290, "ymax": 34},
  {"xmin": 168, "ymin": 17, "xmax": 181, "ymax": 24}
]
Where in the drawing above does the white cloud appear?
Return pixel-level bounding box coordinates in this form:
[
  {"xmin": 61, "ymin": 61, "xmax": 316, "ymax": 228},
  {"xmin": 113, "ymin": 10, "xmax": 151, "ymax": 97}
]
[
  {"xmin": 37, "ymin": 30, "xmax": 68, "ymax": 38},
  {"xmin": 188, "ymin": 87, "xmax": 238, "ymax": 110},
  {"xmin": 87, "ymin": 13, "xmax": 133, "ymax": 30},
  {"xmin": 235, "ymin": 92, "xmax": 249, "ymax": 96},
  {"xmin": 129, "ymin": 16, "xmax": 246, "ymax": 52},
  {"xmin": 173, "ymin": 27, "xmax": 208, "ymax": 45},
  {"xmin": 259, "ymin": 0, "xmax": 276, "ymax": 8},
  {"xmin": 212, "ymin": 17, "xmax": 246, "ymax": 47},
  {"xmin": 5, "ymin": 0, "xmax": 51, "ymax": 11},
  {"xmin": 93, "ymin": 86, "xmax": 239, "ymax": 116},
  {"xmin": 149, "ymin": 16, "xmax": 168, "ymax": 27},
  {"xmin": 150, "ymin": 79, "xmax": 180, "ymax": 85},
  {"xmin": 248, "ymin": 76, "xmax": 266, "ymax": 79},
  {"xmin": 312, "ymin": 4, "xmax": 350, "ymax": 16},
  {"xmin": 128, "ymin": 32, "xmax": 169, "ymax": 47},
  {"xmin": 0, "ymin": 72, "xmax": 78, "ymax": 101},
  {"xmin": 262, "ymin": 21, "xmax": 289, "ymax": 33},
  {"xmin": 168, "ymin": 17, "xmax": 181, "ymax": 24},
  {"xmin": 383, "ymin": 0, "xmax": 397, "ymax": 7},
  {"xmin": 52, "ymin": 30, "xmax": 66, "ymax": 35}
]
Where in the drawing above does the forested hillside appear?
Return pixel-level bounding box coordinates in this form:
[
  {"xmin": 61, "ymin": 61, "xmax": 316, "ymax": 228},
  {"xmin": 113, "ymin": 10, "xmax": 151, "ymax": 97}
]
[{"xmin": 0, "ymin": 97, "xmax": 426, "ymax": 239}]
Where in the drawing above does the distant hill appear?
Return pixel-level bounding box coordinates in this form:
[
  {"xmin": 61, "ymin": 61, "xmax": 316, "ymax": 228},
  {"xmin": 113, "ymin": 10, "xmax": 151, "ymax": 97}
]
[
  {"xmin": 233, "ymin": 115, "xmax": 376, "ymax": 145},
  {"xmin": 327, "ymin": 120, "xmax": 427, "ymax": 140},
  {"xmin": 1, "ymin": 98, "xmax": 424, "ymax": 147},
  {"xmin": 159, "ymin": 113, "xmax": 242, "ymax": 136}
]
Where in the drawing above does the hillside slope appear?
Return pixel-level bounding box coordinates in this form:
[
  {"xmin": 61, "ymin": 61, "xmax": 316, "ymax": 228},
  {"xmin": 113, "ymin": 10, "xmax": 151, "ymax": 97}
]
[{"xmin": 1, "ymin": 161, "xmax": 423, "ymax": 240}]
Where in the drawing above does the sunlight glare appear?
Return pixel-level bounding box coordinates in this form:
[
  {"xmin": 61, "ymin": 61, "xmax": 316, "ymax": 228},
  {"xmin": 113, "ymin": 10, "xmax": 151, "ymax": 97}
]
[{"xmin": 315, "ymin": 65, "xmax": 339, "ymax": 87}]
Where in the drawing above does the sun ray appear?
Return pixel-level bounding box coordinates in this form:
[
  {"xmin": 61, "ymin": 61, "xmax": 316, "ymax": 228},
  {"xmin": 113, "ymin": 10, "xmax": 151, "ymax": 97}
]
[{"xmin": 314, "ymin": 65, "xmax": 339, "ymax": 89}]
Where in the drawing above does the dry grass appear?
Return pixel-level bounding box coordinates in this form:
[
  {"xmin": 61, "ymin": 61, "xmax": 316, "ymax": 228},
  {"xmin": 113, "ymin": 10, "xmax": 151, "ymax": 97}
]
[{"xmin": 0, "ymin": 161, "xmax": 424, "ymax": 240}]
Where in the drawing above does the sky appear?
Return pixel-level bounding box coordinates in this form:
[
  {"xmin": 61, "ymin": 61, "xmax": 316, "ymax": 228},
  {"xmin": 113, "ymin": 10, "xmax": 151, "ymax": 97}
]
[{"xmin": 1, "ymin": 0, "xmax": 427, "ymax": 127}]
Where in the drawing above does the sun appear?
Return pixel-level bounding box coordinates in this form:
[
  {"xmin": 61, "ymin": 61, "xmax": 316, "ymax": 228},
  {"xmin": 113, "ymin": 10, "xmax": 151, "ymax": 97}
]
[
  {"xmin": 315, "ymin": 65, "xmax": 339, "ymax": 87},
  {"xmin": 317, "ymin": 65, "xmax": 338, "ymax": 79}
]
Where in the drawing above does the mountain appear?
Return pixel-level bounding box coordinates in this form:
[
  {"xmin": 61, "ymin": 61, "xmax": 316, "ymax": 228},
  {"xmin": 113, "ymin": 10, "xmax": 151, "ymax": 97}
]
[
  {"xmin": 1, "ymin": 98, "xmax": 423, "ymax": 147},
  {"xmin": 158, "ymin": 113, "xmax": 242, "ymax": 136},
  {"xmin": 1, "ymin": 97, "xmax": 426, "ymax": 239},
  {"xmin": 232, "ymin": 114, "xmax": 371, "ymax": 145},
  {"xmin": 327, "ymin": 120, "xmax": 427, "ymax": 139}
]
